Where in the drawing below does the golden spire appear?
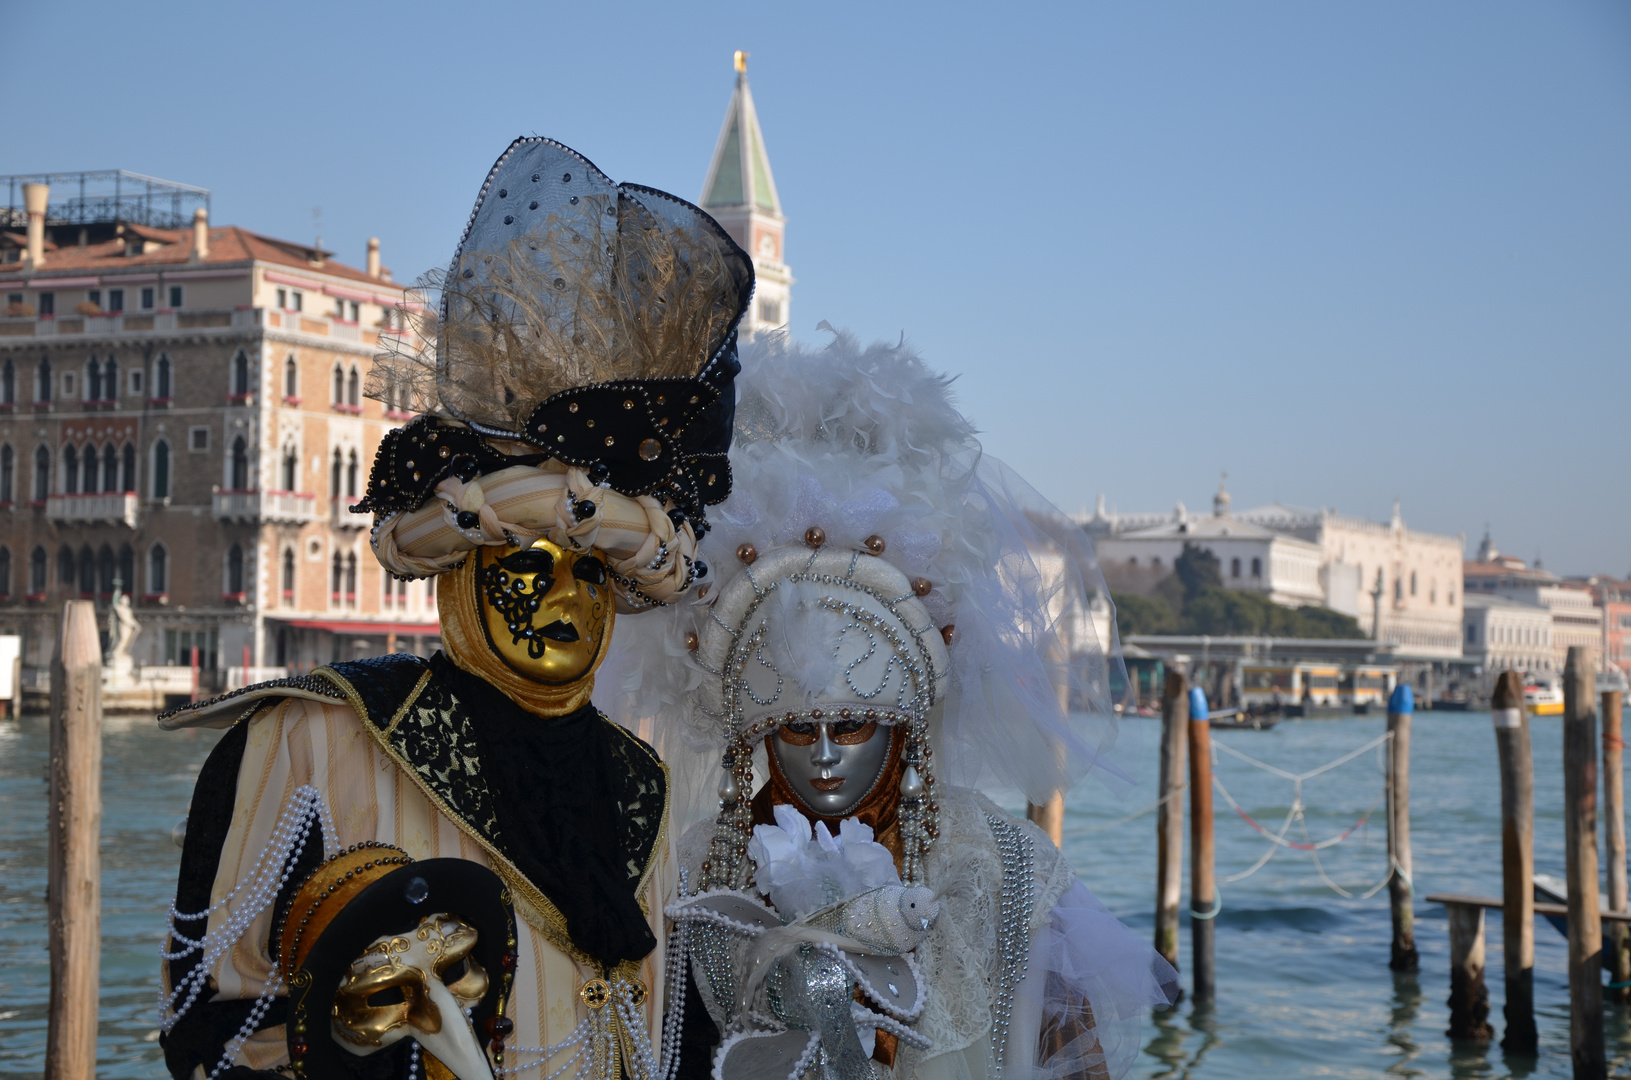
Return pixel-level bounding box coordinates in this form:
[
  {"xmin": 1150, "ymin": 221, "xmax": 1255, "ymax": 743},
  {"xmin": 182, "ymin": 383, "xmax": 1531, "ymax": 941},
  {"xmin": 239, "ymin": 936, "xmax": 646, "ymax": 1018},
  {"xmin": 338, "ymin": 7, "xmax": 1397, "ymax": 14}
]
[{"xmin": 734, "ymin": 50, "xmax": 748, "ymax": 74}]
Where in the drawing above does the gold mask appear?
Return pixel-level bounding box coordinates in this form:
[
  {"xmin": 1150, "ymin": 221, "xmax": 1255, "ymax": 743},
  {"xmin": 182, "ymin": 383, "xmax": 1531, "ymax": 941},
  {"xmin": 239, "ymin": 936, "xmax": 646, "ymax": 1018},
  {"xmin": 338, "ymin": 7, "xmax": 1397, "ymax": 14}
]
[
  {"xmin": 475, "ymin": 537, "xmax": 611, "ymax": 685},
  {"xmin": 332, "ymin": 913, "xmax": 494, "ymax": 1080}
]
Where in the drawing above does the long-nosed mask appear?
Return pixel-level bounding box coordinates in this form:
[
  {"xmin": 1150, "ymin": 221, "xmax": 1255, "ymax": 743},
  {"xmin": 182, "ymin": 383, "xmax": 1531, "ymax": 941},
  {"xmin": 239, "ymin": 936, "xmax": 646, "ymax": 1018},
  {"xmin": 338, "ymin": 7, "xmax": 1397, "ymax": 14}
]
[{"xmin": 332, "ymin": 913, "xmax": 493, "ymax": 1080}]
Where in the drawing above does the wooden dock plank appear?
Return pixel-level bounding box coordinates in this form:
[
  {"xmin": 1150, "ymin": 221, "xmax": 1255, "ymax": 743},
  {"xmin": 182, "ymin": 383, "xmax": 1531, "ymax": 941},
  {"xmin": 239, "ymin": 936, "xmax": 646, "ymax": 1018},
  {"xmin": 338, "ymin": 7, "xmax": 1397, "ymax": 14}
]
[{"xmin": 1425, "ymin": 894, "xmax": 1631, "ymax": 924}]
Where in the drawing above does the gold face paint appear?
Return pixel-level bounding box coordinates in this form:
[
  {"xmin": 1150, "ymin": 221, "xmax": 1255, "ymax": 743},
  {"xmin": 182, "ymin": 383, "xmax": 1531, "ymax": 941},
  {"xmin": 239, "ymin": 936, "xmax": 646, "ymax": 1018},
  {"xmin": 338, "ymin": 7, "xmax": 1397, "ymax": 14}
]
[{"xmin": 476, "ymin": 536, "xmax": 611, "ymax": 685}]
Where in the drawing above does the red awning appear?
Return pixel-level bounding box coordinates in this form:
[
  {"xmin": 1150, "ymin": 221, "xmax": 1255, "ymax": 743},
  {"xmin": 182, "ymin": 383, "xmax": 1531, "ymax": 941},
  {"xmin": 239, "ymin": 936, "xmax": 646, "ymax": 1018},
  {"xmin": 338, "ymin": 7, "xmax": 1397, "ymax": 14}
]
[{"xmin": 280, "ymin": 619, "xmax": 442, "ymax": 636}]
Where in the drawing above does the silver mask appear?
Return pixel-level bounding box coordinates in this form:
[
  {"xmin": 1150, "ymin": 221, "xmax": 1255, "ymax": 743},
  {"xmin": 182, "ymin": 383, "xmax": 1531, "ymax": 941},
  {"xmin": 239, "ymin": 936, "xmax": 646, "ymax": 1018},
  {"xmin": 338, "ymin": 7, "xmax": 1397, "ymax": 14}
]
[{"xmin": 771, "ymin": 717, "xmax": 893, "ymax": 817}]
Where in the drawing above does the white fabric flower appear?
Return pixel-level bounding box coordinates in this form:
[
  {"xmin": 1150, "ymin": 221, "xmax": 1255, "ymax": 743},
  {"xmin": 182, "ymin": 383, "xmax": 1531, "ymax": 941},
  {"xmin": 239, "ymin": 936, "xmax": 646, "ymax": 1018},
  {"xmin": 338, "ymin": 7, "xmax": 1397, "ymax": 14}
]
[{"xmin": 747, "ymin": 804, "xmax": 900, "ymax": 920}]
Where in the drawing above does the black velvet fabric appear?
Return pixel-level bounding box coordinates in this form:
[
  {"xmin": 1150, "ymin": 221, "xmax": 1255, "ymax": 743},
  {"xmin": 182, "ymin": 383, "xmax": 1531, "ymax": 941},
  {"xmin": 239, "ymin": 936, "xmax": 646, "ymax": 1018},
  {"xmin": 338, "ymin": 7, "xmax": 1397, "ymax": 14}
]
[
  {"xmin": 437, "ymin": 654, "xmax": 664, "ymax": 968},
  {"xmin": 162, "ymin": 711, "xmax": 309, "ymax": 1080},
  {"xmin": 674, "ymin": 967, "xmax": 720, "ymax": 1080}
]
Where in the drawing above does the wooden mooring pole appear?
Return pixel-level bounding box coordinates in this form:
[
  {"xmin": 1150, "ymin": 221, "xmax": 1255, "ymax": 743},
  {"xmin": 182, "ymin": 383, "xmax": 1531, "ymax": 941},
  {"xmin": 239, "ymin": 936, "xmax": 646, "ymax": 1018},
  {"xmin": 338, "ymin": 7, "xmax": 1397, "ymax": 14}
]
[
  {"xmin": 1563, "ymin": 646, "xmax": 1605, "ymax": 1079},
  {"xmin": 1492, "ymin": 669, "xmax": 1537, "ymax": 1053},
  {"xmin": 1445, "ymin": 901, "xmax": 1494, "ymax": 1040},
  {"xmin": 1026, "ymin": 663, "xmax": 1070, "ymax": 848},
  {"xmin": 1187, "ymin": 685, "xmax": 1216, "ymax": 1003},
  {"xmin": 1155, "ymin": 669, "xmax": 1188, "ymax": 975},
  {"xmin": 1387, "ymin": 684, "xmax": 1418, "ymax": 971},
  {"xmin": 45, "ymin": 601, "xmax": 102, "ymax": 1080},
  {"xmin": 1603, "ymin": 685, "xmax": 1628, "ymax": 1004}
]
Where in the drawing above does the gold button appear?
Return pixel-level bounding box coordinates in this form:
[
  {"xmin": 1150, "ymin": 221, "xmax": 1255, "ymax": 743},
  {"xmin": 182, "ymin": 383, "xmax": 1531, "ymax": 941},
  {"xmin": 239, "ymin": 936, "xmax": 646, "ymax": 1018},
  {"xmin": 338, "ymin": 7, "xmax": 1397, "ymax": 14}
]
[{"xmin": 579, "ymin": 979, "xmax": 610, "ymax": 1009}]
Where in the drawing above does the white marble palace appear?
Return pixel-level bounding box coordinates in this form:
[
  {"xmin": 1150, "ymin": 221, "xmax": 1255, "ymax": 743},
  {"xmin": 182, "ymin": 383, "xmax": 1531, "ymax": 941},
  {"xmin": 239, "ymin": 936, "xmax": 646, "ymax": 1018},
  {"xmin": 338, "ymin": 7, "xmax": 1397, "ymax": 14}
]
[{"xmin": 1085, "ymin": 481, "xmax": 1465, "ymax": 660}]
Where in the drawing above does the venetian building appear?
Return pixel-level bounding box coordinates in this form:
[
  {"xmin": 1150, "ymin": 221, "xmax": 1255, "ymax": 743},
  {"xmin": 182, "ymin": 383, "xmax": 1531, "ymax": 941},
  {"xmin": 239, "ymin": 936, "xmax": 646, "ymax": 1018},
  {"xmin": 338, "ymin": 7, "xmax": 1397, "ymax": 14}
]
[
  {"xmin": 0, "ymin": 171, "xmax": 435, "ymax": 692},
  {"xmin": 701, "ymin": 51, "xmax": 792, "ymax": 337}
]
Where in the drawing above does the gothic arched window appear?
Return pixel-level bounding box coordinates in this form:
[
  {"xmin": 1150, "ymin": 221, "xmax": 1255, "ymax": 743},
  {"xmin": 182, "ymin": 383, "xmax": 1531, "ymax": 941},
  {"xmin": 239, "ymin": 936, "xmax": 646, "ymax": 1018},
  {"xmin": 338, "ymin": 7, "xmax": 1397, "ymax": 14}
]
[
  {"xmin": 285, "ymin": 355, "xmax": 298, "ymax": 400},
  {"xmin": 87, "ymin": 358, "xmax": 101, "ymax": 401},
  {"xmin": 2, "ymin": 359, "xmax": 13, "ymax": 404},
  {"xmin": 155, "ymin": 355, "xmax": 172, "ymax": 399},
  {"xmin": 0, "ymin": 445, "xmax": 12, "ymax": 503},
  {"xmin": 63, "ymin": 444, "xmax": 79, "ymax": 494},
  {"xmin": 151, "ymin": 439, "xmax": 170, "ymax": 499},
  {"xmin": 230, "ymin": 436, "xmax": 249, "ymax": 490},
  {"xmin": 346, "ymin": 449, "xmax": 358, "ymax": 498},
  {"xmin": 281, "ymin": 446, "xmax": 298, "ymax": 492},
  {"xmin": 122, "ymin": 443, "xmax": 136, "ymax": 492},
  {"xmin": 34, "ymin": 445, "xmax": 50, "ymax": 501},
  {"xmin": 332, "ymin": 363, "xmax": 345, "ymax": 404},
  {"xmin": 36, "ymin": 357, "xmax": 52, "ymax": 402},
  {"xmin": 0, "ymin": 546, "xmax": 11, "ymax": 596},
  {"xmin": 232, "ymin": 351, "xmax": 250, "ymax": 396},
  {"xmin": 226, "ymin": 544, "xmax": 245, "ymax": 596},
  {"xmin": 58, "ymin": 545, "xmax": 74, "ymax": 586},
  {"xmin": 102, "ymin": 444, "xmax": 117, "ymax": 492},
  {"xmin": 103, "ymin": 357, "xmax": 117, "ymax": 399},
  {"xmin": 82, "ymin": 444, "xmax": 98, "ymax": 493},
  {"xmin": 78, "ymin": 544, "xmax": 94, "ymax": 595},
  {"xmin": 97, "ymin": 544, "xmax": 115, "ymax": 595},
  {"xmin": 282, "ymin": 547, "xmax": 296, "ymax": 605},
  {"xmin": 148, "ymin": 543, "xmax": 168, "ymax": 594},
  {"xmin": 30, "ymin": 546, "xmax": 47, "ymax": 595}
]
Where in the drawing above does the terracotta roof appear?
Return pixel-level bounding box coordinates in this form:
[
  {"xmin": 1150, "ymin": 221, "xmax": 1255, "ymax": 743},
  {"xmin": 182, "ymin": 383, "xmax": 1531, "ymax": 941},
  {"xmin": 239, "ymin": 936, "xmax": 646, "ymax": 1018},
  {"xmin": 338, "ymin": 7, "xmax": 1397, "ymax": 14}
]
[{"xmin": 0, "ymin": 224, "xmax": 396, "ymax": 289}]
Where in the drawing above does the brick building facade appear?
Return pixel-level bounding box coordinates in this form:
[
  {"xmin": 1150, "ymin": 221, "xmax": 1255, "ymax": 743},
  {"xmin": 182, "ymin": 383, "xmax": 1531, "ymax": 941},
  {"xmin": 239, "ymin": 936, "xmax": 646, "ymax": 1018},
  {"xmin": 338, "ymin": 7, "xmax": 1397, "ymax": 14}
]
[{"xmin": 0, "ymin": 172, "xmax": 437, "ymax": 687}]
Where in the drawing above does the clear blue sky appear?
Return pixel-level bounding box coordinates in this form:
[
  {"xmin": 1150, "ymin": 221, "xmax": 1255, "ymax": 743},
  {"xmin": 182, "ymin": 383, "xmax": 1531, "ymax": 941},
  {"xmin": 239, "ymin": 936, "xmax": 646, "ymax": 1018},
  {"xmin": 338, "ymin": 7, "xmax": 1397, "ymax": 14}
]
[{"xmin": 7, "ymin": 1, "xmax": 1627, "ymax": 575}]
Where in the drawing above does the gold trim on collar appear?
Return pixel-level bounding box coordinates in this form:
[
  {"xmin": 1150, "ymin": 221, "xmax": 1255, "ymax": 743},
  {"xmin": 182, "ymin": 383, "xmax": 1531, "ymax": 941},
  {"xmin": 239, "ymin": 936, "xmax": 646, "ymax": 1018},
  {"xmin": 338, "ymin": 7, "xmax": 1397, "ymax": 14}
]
[{"xmin": 310, "ymin": 662, "xmax": 671, "ymax": 975}]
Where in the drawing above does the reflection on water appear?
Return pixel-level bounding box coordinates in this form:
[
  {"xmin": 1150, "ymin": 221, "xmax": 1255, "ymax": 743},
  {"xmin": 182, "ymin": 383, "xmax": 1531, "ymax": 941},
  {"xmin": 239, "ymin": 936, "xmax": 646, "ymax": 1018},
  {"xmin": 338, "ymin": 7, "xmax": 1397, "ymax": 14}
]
[
  {"xmin": 1387, "ymin": 971, "xmax": 1424, "ymax": 1078},
  {"xmin": 4, "ymin": 710, "xmax": 1631, "ymax": 1078}
]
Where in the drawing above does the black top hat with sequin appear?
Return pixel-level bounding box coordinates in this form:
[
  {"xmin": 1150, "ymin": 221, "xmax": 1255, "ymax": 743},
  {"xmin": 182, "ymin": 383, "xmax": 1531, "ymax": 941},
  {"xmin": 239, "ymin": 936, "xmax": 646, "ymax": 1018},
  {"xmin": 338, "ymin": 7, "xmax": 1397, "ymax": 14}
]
[{"xmin": 359, "ymin": 137, "xmax": 755, "ymax": 533}]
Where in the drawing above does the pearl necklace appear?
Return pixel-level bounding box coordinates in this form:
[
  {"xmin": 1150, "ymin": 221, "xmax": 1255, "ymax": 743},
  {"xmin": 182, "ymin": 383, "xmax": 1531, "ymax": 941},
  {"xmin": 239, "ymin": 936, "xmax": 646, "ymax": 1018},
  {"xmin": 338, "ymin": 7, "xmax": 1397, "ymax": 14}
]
[{"xmin": 158, "ymin": 785, "xmax": 337, "ymax": 1078}]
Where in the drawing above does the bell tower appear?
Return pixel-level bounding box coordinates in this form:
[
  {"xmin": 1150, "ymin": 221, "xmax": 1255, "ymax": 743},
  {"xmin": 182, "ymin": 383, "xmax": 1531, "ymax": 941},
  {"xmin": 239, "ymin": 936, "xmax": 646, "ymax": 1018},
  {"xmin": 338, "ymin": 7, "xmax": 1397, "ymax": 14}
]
[{"xmin": 701, "ymin": 51, "xmax": 792, "ymax": 338}]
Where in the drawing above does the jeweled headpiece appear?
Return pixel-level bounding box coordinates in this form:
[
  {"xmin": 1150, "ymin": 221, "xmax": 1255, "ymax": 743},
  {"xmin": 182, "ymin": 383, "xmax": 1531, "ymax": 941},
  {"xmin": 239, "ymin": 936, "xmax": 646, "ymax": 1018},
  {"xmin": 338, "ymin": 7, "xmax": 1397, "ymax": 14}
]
[
  {"xmin": 362, "ymin": 137, "xmax": 754, "ymax": 606},
  {"xmin": 694, "ymin": 544, "xmax": 951, "ymax": 889}
]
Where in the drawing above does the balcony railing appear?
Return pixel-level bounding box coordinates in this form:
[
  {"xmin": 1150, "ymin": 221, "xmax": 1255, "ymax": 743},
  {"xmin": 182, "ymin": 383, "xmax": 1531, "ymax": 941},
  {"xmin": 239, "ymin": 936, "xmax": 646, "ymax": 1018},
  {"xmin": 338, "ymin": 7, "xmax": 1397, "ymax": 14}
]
[
  {"xmin": 45, "ymin": 491, "xmax": 139, "ymax": 527},
  {"xmin": 0, "ymin": 308, "xmax": 262, "ymax": 337},
  {"xmin": 212, "ymin": 488, "xmax": 320, "ymax": 524}
]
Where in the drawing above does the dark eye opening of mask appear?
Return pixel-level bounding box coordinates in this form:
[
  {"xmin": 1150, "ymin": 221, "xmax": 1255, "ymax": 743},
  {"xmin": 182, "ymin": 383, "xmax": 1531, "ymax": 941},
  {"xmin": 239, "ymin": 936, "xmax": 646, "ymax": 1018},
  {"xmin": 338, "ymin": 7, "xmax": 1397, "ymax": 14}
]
[
  {"xmin": 367, "ymin": 986, "xmax": 407, "ymax": 1008},
  {"xmin": 441, "ymin": 957, "xmax": 468, "ymax": 984},
  {"xmin": 572, "ymin": 554, "xmax": 607, "ymax": 585},
  {"xmin": 495, "ymin": 548, "xmax": 556, "ymax": 576}
]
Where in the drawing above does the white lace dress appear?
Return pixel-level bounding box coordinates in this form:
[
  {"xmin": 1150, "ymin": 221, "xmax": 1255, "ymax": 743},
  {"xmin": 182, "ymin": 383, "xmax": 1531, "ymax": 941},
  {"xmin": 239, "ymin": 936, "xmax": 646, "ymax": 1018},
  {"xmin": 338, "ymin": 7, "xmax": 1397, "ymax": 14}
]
[{"xmin": 677, "ymin": 787, "xmax": 1177, "ymax": 1080}]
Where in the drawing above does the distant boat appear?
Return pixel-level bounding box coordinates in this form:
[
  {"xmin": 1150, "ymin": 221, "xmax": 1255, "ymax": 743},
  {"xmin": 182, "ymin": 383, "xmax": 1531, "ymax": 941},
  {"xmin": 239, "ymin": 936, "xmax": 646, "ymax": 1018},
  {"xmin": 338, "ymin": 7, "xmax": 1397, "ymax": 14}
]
[
  {"xmin": 1208, "ymin": 707, "xmax": 1278, "ymax": 731},
  {"xmin": 1526, "ymin": 677, "xmax": 1564, "ymax": 716}
]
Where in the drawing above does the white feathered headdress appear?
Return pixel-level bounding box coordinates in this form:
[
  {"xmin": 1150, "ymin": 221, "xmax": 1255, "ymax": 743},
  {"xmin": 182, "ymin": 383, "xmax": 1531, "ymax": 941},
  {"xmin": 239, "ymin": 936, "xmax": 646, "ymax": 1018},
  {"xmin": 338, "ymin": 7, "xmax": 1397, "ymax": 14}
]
[{"xmin": 596, "ymin": 328, "xmax": 1126, "ymax": 835}]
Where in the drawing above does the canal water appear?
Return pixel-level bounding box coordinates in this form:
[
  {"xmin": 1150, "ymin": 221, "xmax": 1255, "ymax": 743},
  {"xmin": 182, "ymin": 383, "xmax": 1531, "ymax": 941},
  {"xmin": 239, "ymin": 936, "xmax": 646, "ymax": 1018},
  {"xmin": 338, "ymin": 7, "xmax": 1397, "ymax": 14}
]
[{"xmin": 3, "ymin": 709, "xmax": 1630, "ymax": 1079}]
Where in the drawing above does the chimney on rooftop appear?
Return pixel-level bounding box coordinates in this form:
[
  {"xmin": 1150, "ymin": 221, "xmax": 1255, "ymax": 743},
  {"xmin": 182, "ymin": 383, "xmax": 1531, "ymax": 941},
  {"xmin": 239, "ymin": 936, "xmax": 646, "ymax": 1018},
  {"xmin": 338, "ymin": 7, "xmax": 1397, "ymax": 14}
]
[
  {"xmin": 191, "ymin": 207, "xmax": 210, "ymax": 262},
  {"xmin": 22, "ymin": 182, "xmax": 48, "ymax": 268},
  {"xmin": 367, "ymin": 237, "xmax": 381, "ymax": 279}
]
